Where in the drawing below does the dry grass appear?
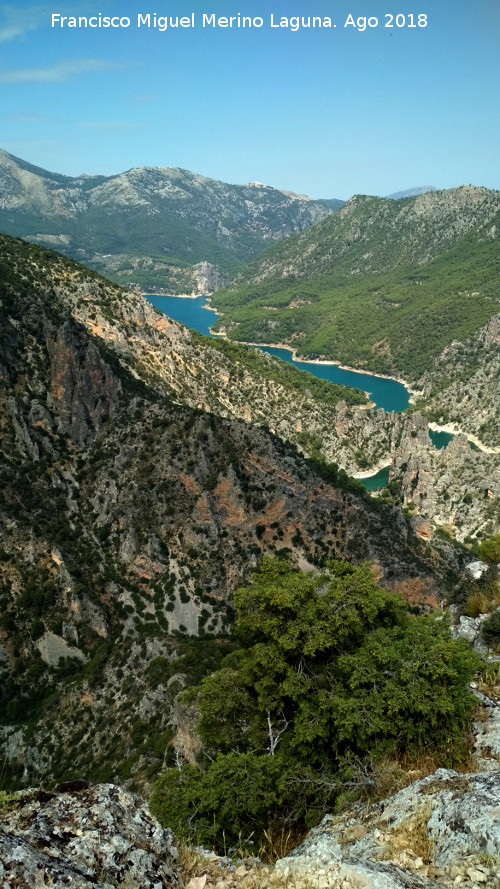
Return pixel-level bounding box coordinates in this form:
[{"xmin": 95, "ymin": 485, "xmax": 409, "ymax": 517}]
[
  {"xmin": 465, "ymin": 592, "xmax": 492, "ymax": 617},
  {"xmin": 361, "ymin": 753, "xmax": 439, "ymax": 804},
  {"xmin": 358, "ymin": 743, "xmax": 477, "ymax": 805},
  {"xmin": 479, "ymin": 661, "xmax": 500, "ymax": 699},
  {"xmin": 178, "ymin": 844, "xmax": 227, "ymax": 884},
  {"xmin": 380, "ymin": 803, "xmax": 433, "ymax": 866},
  {"xmin": 258, "ymin": 824, "xmax": 308, "ymax": 864},
  {"xmin": 464, "ymin": 577, "xmax": 500, "ymax": 618}
]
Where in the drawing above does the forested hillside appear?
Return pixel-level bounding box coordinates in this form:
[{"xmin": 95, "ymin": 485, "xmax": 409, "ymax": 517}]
[{"xmin": 211, "ymin": 187, "xmax": 500, "ymax": 381}]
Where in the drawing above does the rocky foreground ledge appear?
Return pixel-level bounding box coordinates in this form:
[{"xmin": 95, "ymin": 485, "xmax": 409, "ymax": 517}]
[
  {"xmin": 1, "ymin": 768, "xmax": 500, "ymax": 889},
  {"xmin": 0, "ymin": 781, "xmax": 180, "ymax": 888}
]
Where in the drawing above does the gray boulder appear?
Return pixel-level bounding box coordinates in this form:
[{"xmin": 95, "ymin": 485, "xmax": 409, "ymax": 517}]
[
  {"xmin": 276, "ymin": 769, "xmax": 500, "ymax": 888},
  {"xmin": 0, "ymin": 781, "xmax": 181, "ymax": 888},
  {"xmin": 0, "ymin": 832, "xmax": 104, "ymax": 888}
]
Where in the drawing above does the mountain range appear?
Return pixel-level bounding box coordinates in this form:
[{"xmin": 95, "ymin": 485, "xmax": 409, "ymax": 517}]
[
  {"xmin": 0, "ymin": 149, "xmax": 341, "ymax": 294},
  {"xmin": 0, "ymin": 148, "xmax": 498, "ymax": 817}
]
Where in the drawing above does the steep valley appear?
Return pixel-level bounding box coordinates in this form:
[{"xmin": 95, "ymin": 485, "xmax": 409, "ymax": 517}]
[
  {"xmin": 0, "ymin": 235, "xmax": 475, "ymax": 793},
  {"xmin": 139, "ymin": 293, "xmax": 499, "ymax": 544}
]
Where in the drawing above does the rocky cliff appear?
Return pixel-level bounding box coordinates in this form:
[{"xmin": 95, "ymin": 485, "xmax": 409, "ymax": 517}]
[
  {"xmin": 0, "ymin": 782, "xmax": 180, "ymax": 888},
  {"xmin": 389, "ymin": 416, "xmax": 499, "ymax": 543},
  {"xmin": 274, "ymin": 768, "xmax": 500, "ymax": 889},
  {"xmin": 414, "ymin": 314, "xmax": 500, "ymax": 448},
  {"xmin": 2, "ymin": 762, "xmax": 500, "ymax": 889}
]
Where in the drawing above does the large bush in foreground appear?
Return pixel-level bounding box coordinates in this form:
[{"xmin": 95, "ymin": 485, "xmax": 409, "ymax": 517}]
[{"xmin": 151, "ymin": 559, "xmax": 479, "ymax": 850}]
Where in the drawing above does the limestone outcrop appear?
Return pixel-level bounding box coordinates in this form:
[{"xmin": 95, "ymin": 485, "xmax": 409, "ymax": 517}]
[
  {"xmin": 140, "ymin": 767, "xmax": 500, "ymax": 889},
  {"xmin": 274, "ymin": 769, "xmax": 500, "ymax": 888},
  {"xmin": 2, "ymin": 768, "xmax": 500, "ymax": 889},
  {"xmin": 0, "ymin": 782, "xmax": 181, "ymax": 888}
]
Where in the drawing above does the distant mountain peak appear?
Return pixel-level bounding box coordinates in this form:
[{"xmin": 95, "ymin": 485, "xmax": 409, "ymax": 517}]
[{"xmin": 387, "ymin": 186, "xmax": 438, "ymax": 200}]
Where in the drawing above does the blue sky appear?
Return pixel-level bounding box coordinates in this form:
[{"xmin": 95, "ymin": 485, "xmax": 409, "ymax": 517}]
[{"xmin": 0, "ymin": 0, "xmax": 499, "ymax": 198}]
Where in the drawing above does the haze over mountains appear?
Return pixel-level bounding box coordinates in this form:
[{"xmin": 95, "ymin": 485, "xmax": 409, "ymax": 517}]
[{"xmin": 387, "ymin": 185, "xmax": 438, "ymax": 199}]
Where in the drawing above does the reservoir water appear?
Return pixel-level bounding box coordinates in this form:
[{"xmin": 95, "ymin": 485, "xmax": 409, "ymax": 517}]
[
  {"xmin": 145, "ymin": 295, "xmax": 410, "ymax": 412},
  {"xmin": 428, "ymin": 429, "xmax": 454, "ymax": 449},
  {"xmin": 144, "ymin": 294, "xmax": 462, "ymax": 491},
  {"xmin": 359, "ymin": 466, "xmax": 391, "ymax": 491}
]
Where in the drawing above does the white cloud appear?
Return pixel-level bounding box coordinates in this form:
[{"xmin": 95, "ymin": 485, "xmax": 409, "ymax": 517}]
[
  {"xmin": 129, "ymin": 93, "xmax": 159, "ymax": 105},
  {"xmin": 3, "ymin": 112, "xmax": 55, "ymax": 122},
  {"xmin": 0, "ymin": 58, "xmax": 121, "ymax": 83},
  {"xmin": 0, "ymin": 3, "xmax": 52, "ymax": 42}
]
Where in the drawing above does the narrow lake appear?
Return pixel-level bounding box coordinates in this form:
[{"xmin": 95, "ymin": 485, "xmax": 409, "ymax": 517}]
[
  {"xmin": 359, "ymin": 466, "xmax": 391, "ymax": 491},
  {"xmin": 144, "ymin": 294, "xmax": 464, "ymax": 492},
  {"xmin": 145, "ymin": 295, "xmax": 410, "ymax": 412}
]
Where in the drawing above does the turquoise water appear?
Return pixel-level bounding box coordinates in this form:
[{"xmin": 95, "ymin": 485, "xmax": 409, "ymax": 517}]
[
  {"xmin": 145, "ymin": 294, "xmax": 410, "ymax": 413},
  {"xmin": 428, "ymin": 429, "xmax": 477, "ymax": 451},
  {"xmin": 144, "ymin": 294, "xmax": 477, "ymax": 491},
  {"xmin": 147, "ymin": 294, "xmax": 217, "ymax": 337},
  {"xmin": 428, "ymin": 429, "xmax": 454, "ymax": 449},
  {"xmin": 358, "ymin": 466, "xmax": 390, "ymax": 491},
  {"xmin": 259, "ymin": 346, "xmax": 409, "ymax": 413}
]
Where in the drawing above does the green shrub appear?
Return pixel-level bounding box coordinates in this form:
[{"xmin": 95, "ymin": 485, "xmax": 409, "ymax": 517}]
[
  {"xmin": 146, "ymin": 656, "xmax": 171, "ymax": 687},
  {"xmin": 482, "ymin": 610, "xmax": 500, "ymax": 647},
  {"xmin": 151, "ymin": 558, "xmax": 479, "ymax": 852},
  {"xmin": 479, "ymin": 534, "xmax": 500, "ymax": 563}
]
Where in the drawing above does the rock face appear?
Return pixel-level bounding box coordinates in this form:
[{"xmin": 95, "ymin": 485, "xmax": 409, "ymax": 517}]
[
  {"xmin": 3, "ymin": 771, "xmax": 500, "ymax": 889},
  {"xmin": 275, "ymin": 769, "xmax": 500, "ymax": 888},
  {"xmin": 0, "ymin": 782, "xmax": 180, "ymax": 887},
  {"xmin": 388, "ymin": 410, "xmax": 500, "ymax": 542},
  {"xmin": 47, "ymin": 320, "xmax": 122, "ymax": 444},
  {"xmin": 415, "ymin": 314, "xmax": 500, "ymax": 448},
  {"xmin": 192, "ymin": 261, "xmax": 227, "ymax": 294},
  {"xmin": 472, "ymin": 690, "xmax": 500, "ymax": 772},
  {"xmin": 0, "ymin": 148, "xmax": 336, "ymax": 293}
]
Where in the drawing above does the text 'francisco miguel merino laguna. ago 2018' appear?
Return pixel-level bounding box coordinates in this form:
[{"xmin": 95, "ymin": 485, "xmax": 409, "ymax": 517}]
[{"xmin": 51, "ymin": 12, "xmax": 429, "ymax": 32}]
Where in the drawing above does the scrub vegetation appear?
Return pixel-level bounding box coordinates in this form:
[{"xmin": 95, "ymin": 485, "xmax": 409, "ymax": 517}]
[{"xmin": 151, "ymin": 559, "xmax": 480, "ymax": 852}]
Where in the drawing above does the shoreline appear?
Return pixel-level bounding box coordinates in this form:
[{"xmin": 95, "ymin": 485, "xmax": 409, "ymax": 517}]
[
  {"xmin": 215, "ymin": 335, "xmax": 416, "ymax": 396},
  {"xmin": 202, "ymin": 297, "xmax": 418, "ymax": 395},
  {"xmin": 427, "ymin": 422, "xmax": 500, "ymax": 455},
  {"xmin": 143, "ymin": 294, "xmax": 496, "ymax": 453},
  {"xmin": 352, "ymin": 461, "xmax": 391, "ymax": 480},
  {"xmin": 143, "ymin": 291, "xmax": 203, "ymax": 299},
  {"xmin": 144, "ymin": 292, "xmax": 417, "ymax": 397}
]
